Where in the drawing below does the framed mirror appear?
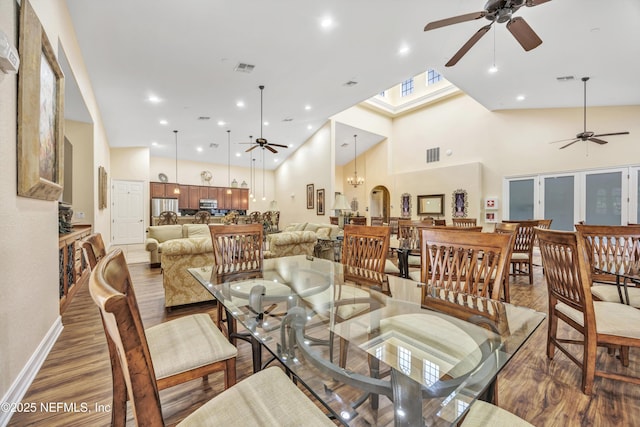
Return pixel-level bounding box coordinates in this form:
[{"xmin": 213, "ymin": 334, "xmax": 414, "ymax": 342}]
[{"xmin": 417, "ymin": 194, "xmax": 444, "ymax": 216}]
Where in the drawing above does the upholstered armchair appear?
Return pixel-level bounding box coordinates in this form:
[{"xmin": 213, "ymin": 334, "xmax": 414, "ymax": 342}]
[{"xmin": 264, "ymin": 231, "xmax": 317, "ymax": 258}]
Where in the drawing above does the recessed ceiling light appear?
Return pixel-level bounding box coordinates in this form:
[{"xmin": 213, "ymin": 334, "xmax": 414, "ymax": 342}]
[
  {"xmin": 488, "ymin": 66, "xmax": 498, "ymax": 74},
  {"xmin": 151, "ymin": 141, "xmax": 158, "ymax": 146},
  {"xmin": 320, "ymin": 17, "xmax": 333, "ymax": 29},
  {"xmin": 516, "ymin": 95, "xmax": 525, "ymax": 101},
  {"xmin": 217, "ymin": 120, "xmax": 226, "ymax": 126},
  {"xmin": 274, "ymin": 158, "xmax": 279, "ymax": 163},
  {"xmin": 235, "ymin": 152, "xmax": 241, "ymax": 157},
  {"xmin": 236, "ymin": 101, "xmax": 245, "ymax": 108},
  {"xmin": 159, "ymin": 119, "xmax": 168, "ymax": 125},
  {"xmin": 196, "ymin": 147, "xmax": 203, "ymax": 152},
  {"xmin": 304, "ymin": 105, "xmax": 311, "ymax": 111},
  {"xmin": 307, "ymin": 125, "xmax": 312, "ymax": 130},
  {"xmin": 263, "ymin": 121, "xmax": 269, "ymax": 126},
  {"xmin": 398, "ymin": 46, "xmax": 410, "ymax": 55},
  {"xmin": 148, "ymin": 95, "xmax": 161, "ymax": 103},
  {"xmin": 288, "ymin": 143, "xmax": 294, "ymax": 147}
]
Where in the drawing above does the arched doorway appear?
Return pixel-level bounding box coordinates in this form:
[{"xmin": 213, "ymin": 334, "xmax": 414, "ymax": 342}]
[{"xmin": 370, "ymin": 186, "xmax": 391, "ymax": 223}]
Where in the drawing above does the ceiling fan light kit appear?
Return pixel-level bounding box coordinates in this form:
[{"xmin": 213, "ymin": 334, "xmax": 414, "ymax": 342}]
[
  {"xmin": 424, "ymin": 0, "xmax": 550, "ymax": 67},
  {"xmin": 242, "ymin": 85, "xmax": 288, "ymax": 153}
]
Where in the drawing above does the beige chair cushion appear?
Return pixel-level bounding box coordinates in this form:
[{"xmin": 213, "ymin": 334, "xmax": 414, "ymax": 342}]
[
  {"xmin": 384, "ymin": 259, "xmax": 401, "ymax": 274},
  {"xmin": 408, "ymin": 270, "xmax": 422, "ymax": 282},
  {"xmin": 591, "ymin": 284, "xmax": 640, "ymax": 307},
  {"xmin": 178, "ymin": 366, "xmax": 333, "ymax": 426},
  {"xmin": 461, "ymin": 400, "xmax": 534, "ymax": 427},
  {"xmin": 407, "ymin": 254, "xmax": 421, "ymax": 266},
  {"xmin": 183, "ymin": 223, "xmax": 210, "ymax": 238},
  {"xmin": 146, "ymin": 313, "xmax": 237, "ymax": 379},
  {"xmin": 510, "ymin": 253, "xmax": 530, "ymax": 261},
  {"xmin": 556, "ymin": 301, "xmax": 640, "ymax": 339}
]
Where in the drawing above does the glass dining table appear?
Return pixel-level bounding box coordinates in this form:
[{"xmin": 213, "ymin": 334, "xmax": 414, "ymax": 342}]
[{"xmin": 189, "ymin": 255, "xmax": 544, "ymax": 426}]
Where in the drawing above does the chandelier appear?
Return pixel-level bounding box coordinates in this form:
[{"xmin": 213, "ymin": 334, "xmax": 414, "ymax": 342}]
[{"xmin": 347, "ymin": 134, "xmax": 364, "ymax": 187}]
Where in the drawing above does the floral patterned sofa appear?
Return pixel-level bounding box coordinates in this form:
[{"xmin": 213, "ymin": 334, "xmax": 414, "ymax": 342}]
[{"xmin": 264, "ymin": 231, "xmax": 317, "ymax": 258}]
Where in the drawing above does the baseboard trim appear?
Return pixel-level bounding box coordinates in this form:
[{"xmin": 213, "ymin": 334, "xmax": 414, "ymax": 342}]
[{"xmin": 0, "ymin": 316, "xmax": 63, "ymax": 427}]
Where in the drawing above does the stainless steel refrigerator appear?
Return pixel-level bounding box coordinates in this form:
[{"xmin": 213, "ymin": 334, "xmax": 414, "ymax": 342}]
[{"xmin": 151, "ymin": 198, "xmax": 179, "ymax": 217}]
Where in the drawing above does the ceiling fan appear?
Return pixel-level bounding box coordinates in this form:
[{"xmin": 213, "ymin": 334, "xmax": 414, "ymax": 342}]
[
  {"xmin": 242, "ymin": 85, "xmax": 288, "ymax": 154},
  {"xmin": 552, "ymin": 77, "xmax": 630, "ymax": 150},
  {"xmin": 423, "ymin": 0, "xmax": 551, "ymax": 67}
]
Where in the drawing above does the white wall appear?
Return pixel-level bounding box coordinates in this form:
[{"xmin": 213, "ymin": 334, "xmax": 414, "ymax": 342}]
[
  {"xmin": 65, "ymin": 120, "xmax": 93, "ymax": 225},
  {"xmin": 1, "ymin": 0, "xmax": 111, "ymax": 409}
]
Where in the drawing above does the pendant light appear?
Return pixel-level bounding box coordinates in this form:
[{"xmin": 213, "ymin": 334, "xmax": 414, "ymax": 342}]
[
  {"xmin": 248, "ymin": 136, "xmax": 254, "ymax": 199},
  {"xmin": 347, "ymin": 134, "xmax": 364, "ymax": 187},
  {"xmin": 226, "ymin": 130, "xmax": 232, "ymax": 195},
  {"xmin": 173, "ymin": 130, "xmax": 180, "ymax": 194}
]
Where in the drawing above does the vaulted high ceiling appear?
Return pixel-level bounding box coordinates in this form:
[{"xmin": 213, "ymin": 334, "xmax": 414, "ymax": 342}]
[{"xmin": 64, "ymin": 0, "xmax": 640, "ymax": 169}]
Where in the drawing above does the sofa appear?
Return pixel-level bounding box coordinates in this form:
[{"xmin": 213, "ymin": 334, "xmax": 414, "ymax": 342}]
[
  {"xmin": 265, "ymin": 222, "xmax": 341, "ymax": 260},
  {"xmin": 145, "ymin": 223, "xmax": 216, "ymax": 267},
  {"xmin": 160, "ymin": 236, "xmax": 216, "ymax": 308},
  {"xmin": 265, "ymin": 231, "xmax": 317, "ymax": 258}
]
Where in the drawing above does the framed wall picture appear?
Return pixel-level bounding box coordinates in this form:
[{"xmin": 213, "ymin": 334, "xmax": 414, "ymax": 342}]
[
  {"xmin": 306, "ymin": 184, "xmax": 314, "ymax": 209},
  {"xmin": 17, "ymin": 0, "xmax": 65, "ymax": 201},
  {"xmin": 417, "ymin": 194, "xmax": 445, "ymax": 216},
  {"xmin": 485, "ymin": 197, "xmax": 499, "ymax": 210},
  {"xmin": 452, "ymin": 189, "xmax": 468, "ymax": 218},
  {"xmin": 98, "ymin": 166, "xmax": 108, "ymax": 209},
  {"xmin": 485, "ymin": 212, "xmax": 497, "ymax": 223},
  {"xmin": 316, "ymin": 188, "xmax": 325, "ymax": 215},
  {"xmin": 400, "ymin": 193, "xmax": 412, "ymax": 218}
]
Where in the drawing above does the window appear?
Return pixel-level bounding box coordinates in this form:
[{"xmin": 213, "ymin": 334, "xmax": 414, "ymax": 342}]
[
  {"xmin": 401, "ymin": 78, "xmax": 414, "ymax": 97},
  {"xmin": 426, "ymin": 69, "xmax": 442, "ymax": 85},
  {"xmin": 379, "ymin": 91, "xmax": 386, "ymax": 97}
]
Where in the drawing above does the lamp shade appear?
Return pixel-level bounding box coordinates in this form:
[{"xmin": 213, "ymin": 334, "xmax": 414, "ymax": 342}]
[{"xmin": 332, "ymin": 194, "xmax": 350, "ymax": 210}]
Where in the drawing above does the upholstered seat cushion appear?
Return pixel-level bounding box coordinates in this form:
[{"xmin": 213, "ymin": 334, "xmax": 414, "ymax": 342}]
[
  {"xmin": 408, "ymin": 269, "xmax": 422, "ymax": 282},
  {"xmin": 591, "ymin": 284, "xmax": 640, "ymax": 307},
  {"xmin": 183, "ymin": 223, "xmax": 211, "ymax": 238},
  {"xmin": 510, "ymin": 253, "xmax": 530, "ymax": 260},
  {"xmin": 384, "ymin": 259, "xmax": 401, "ymax": 275},
  {"xmin": 178, "ymin": 366, "xmax": 333, "ymax": 426},
  {"xmin": 556, "ymin": 301, "xmax": 640, "ymax": 339},
  {"xmin": 407, "ymin": 254, "xmax": 421, "ymax": 266},
  {"xmin": 461, "ymin": 400, "xmax": 534, "ymax": 427},
  {"xmin": 146, "ymin": 313, "xmax": 237, "ymax": 380}
]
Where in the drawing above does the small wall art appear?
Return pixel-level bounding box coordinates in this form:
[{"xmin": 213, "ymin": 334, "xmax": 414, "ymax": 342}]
[
  {"xmin": 452, "ymin": 189, "xmax": 468, "ymax": 218},
  {"xmin": 316, "ymin": 188, "xmax": 325, "ymax": 215},
  {"xmin": 306, "ymin": 184, "xmax": 314, "ymax": 209}
]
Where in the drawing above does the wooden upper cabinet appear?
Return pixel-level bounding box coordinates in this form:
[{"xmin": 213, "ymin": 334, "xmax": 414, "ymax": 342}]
[
  {"xmin": 150, "ymin": 182, "xmax": 166, "ymax": 198},
  {"xmin": 165, "ymin": 183, "xmax": 180, "ymax": 197},
  {"xmin": 178, "ymin": 185, "xmax": 189, "ymax": 208},
  {"xmin": 238, "ymin": 188, "xmax": 249, "ymax": 210},
  {"xmin": 199, "ymin": 186, "xmax": 210, "ymax": 201},
  {"xmin": 188, "ymin": 186, "xmax": 201, "ymax": 209},
  {"xmin": 208, "ymin": 187, "xmax": 220, "ymax": 201}
]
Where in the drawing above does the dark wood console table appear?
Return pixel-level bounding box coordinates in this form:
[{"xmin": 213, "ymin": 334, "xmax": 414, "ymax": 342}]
[{"xmin": 58, "ymin": 224, "xmax": 92, "ymax": 313}]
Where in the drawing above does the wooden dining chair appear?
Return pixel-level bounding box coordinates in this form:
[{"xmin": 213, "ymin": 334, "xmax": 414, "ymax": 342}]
[
  {"xmin": 370, "ymin": 216, "xmax": 384, "ymax": 226},
  {"xmin": 504, "ymin": 219, "xmax": 540, "ymax": 285},
  {"xmin": 81, "ymin": 232, "xmax": 107, "ymax": 269},
  {"xmin": 493, "ymin": 222, "xmax": 520, "ymax": 302},
  {"xmin": 158, "ymin": 210, "xmax": 178, "ymax": 225},
  {"xmin": 536, "ymin": 228, "xmax": 640, "ymax": 395},
  {"xmin": 420, "ymin": 228, "xmax": 514, "ymax": 301},
  {"xmin": 575, "ymin": 224, "xmax": 640, "ymax": 307},
  {"xmin": 209, "ymin": 223, "xmax": 264, "ymax": 339},
  {"xmin": 89, "ymin": 249, "xmax": 238, "ymax": 426},
  {"xmin": 342, "ymin": 224, "xmax": 391, "ymax": 292},
  {"xmin": 452, "ymin": 218, "xmax": 477, "ymax": 227},
  {"xmin": 192, "ymin": 210, "xmax": 211, "ymax": 224}
]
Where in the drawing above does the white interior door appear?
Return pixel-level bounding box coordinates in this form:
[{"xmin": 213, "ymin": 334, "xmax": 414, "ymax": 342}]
[{"xmin": 112, "ymin": 180, "xmax": 145, "ymax": 244}]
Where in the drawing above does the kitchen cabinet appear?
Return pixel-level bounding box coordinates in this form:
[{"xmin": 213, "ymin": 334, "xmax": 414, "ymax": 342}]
[
  {"xmin": 188, "ymin": 186, "xmax": 201, "ymax": 209},
  {"xmin": 149, "ymin": 183, "xmax": 245, "ymax": 211},
  {"xmin": 165, "ymin": 183, "xmax": 180, "ymax": 196},
  {"xmin": 150, "ymin": 182, "xmax": 166, "ymax": 198},
  {"xmin": 178, "ymin": 185, "xmax": 189, "ymax": 208}
]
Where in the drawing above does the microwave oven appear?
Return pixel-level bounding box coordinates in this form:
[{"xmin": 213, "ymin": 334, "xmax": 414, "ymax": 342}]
[{"xmin": 199, "ymin": 199, "xmax": 218, "ymax": 210}]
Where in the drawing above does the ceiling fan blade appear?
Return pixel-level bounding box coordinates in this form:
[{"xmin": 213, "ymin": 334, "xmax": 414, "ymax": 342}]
[
  {"xmin": 265, "ymin": 145, "xmax": 277, "ymax": 153},
  {"xmin": 424, "ymin": 11, "xmax": 487, "ymax": 31},
  {"xmin": 268, "ymin": 143, "xmax": 289, "ymax": 148},
  {"xmin": 245, "ymin": 145, "xmax": 259, "ymax": 152},
  {"xmin": 507, "ymin": 17, "xmax": 542, "ymax": 51},
  {"xmin": 445, "ymin": 24, "xmax": 492, "ymax": 67},
  {"xmin": 588, "ymin": 137, "xmax": 608, "ymax": 145},
  {"xmin": 560, "ymin": 139, "xmax": 580, "ymax": 149},
  {"xmin": 526, "ymin": 0, "xmax": 552, "ymax": 6},
  {"xmin": 592, "ymin": 131, "xmax": 630, "ymax": 137},
  {"xmin": 549, "ymin": 137, "xmax": 577, "ymax": 144}
]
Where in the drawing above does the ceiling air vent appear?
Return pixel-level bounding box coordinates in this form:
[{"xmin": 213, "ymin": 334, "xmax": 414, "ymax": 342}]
[
  {"xmin": 234, "ymin": 63, "xmax": 255, "ymax": 73},
  {"xmin": 556, "ymin": 75, "xmax": 575, "ymax": 82},
  {"xmin": 426, "ymin": 147, "xmax": 440, "ymax": 163},
  {"xmin": 343, "ymin": 80, "xmax": 358, "ymax": 87}
]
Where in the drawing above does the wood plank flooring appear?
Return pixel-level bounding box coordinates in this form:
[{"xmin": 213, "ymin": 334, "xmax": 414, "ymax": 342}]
[{"xmin": 8, "ymin": 252, "xmax": 640, "ymax": 426}]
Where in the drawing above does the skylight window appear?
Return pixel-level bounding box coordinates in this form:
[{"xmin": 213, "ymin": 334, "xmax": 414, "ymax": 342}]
[{"xmin": 401, "ymin": 78, "xmax": 414, "ymax": 97}]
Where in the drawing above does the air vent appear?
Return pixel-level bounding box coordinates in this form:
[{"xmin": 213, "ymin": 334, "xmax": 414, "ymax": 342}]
[
  {"xmin": 343, "ymin": 80, "xmax": 358, "ymax": 87},
  {"xmin": 426, "ymin": 147, "xmax": 440, "ymax": 163},
  {"xmin": 209, "ymin": 143, "xmax": 219, "ymax": 148},
  {"xmin": 198, "ymin": 116, "xmax": 211, "ymax": 120},
  {"xmin": 556, "ymin": 75, "xmax": 575, "ymax": 82},
  {"xmin": 234, "ymin": 63, "xmax": 255, "ymax": 73},
  {"xmin": 282, "ymin": 117, "xmax": 294, "ymax": 122}
]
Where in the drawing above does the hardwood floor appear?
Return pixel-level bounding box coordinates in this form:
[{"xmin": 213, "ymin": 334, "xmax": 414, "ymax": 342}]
[{"xmin": 8, "ymin": 253, "xmax": 640, "ymax": 426}]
